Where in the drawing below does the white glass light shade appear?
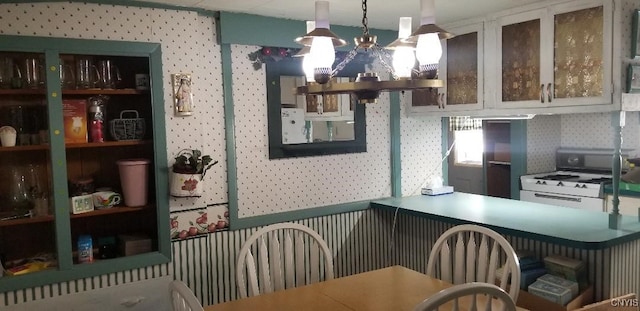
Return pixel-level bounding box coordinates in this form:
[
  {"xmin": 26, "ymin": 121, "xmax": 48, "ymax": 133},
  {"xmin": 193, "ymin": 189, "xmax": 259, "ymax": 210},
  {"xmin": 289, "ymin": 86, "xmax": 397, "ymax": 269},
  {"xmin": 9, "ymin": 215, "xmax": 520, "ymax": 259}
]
[
  {"xmin": 392, "ymin": 47, "xmax": 415, "ymax": 79},
  {"xmin": 302, "ymin": 20, "xmax": 316, "ymax": 82},
  {"xmin": 308, "ymin": 1, "xmax": 335, "ymax": 83},
  {"xmin": 415, "ymin": 33, "xmax": 442, "ymax": 68},
  {"xmin": 303, "ymin": 54, "xmax": 315, "ymax": 82},
  {"xmin": 392, "ymin": 17, "xmax": 415, "ymax": 78},
  {"xmin": 309, "ymin": 36, "xmax": 335, "ymax": 69}
]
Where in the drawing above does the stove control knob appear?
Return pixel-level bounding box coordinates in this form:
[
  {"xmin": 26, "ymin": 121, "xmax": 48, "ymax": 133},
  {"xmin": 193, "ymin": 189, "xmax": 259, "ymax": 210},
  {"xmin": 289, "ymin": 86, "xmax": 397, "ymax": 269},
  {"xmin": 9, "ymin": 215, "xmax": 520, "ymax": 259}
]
[
  {"xmin": 575, "ymin": 184, "xmax": 581, "ymax": 188},
  {"xmin": 536, "ymin": 181, "xmax": 541, "ymax": 184},
  {"xmin": 557, "ymin": 182, "xmax": 563, "ymax": 186},
  {"xmin": 582, "ymin": 184, "xmax": 588, "ymax": 188},
  {"xmin": 541, "ymin": 181, "xmax": 547, "ymax": 185}
]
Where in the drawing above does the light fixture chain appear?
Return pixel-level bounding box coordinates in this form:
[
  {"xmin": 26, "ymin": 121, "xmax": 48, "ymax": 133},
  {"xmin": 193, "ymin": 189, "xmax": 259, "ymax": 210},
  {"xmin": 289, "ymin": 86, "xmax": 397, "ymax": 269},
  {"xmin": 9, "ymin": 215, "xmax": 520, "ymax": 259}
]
[
  {"xmin": 361, "ymin": 0, "xmax": 369, "ymax": 36},
  {"xmin": 332, "ymin": 48, "xmax": 359, "ymax": 77},
  {"xmin": 372, "ymin": 44, "xmax": 398, "ymax": 80}
]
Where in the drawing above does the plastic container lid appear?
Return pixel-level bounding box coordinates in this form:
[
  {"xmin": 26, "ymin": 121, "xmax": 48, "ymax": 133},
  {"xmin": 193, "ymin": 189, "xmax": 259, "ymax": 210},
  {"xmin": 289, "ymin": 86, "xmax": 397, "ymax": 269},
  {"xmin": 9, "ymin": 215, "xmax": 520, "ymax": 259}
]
[{"xmin": 116, "ymin": 158, "xmax": 150, "ymax": 166}]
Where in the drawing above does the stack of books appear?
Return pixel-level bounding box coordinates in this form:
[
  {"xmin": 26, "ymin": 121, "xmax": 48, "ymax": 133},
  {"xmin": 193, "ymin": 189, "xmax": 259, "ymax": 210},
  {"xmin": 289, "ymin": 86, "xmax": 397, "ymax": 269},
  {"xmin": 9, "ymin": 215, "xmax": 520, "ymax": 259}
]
[
  {"xmin": 495, "ymin": 251, "xmax": 546, "ymax": 289},
  {"xmin": 517, "ymin": 252, "xmax": 547, "ymax": 289}
]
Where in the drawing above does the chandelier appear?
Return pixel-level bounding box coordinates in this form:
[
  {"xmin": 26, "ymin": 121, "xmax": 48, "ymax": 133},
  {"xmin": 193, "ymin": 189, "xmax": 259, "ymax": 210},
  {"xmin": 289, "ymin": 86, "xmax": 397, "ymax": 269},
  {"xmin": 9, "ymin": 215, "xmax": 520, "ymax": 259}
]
[{"xmin": 294, "ymin": 0, "xmax": 454, "ymax": 104}]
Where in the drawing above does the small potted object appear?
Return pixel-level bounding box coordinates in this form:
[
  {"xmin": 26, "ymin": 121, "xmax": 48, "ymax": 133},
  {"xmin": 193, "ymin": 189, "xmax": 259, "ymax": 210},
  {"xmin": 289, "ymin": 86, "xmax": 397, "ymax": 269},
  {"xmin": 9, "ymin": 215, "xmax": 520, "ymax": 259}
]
[{"xmin": 170, "ymin": 149, "xmax": 218, "ymax": 197}]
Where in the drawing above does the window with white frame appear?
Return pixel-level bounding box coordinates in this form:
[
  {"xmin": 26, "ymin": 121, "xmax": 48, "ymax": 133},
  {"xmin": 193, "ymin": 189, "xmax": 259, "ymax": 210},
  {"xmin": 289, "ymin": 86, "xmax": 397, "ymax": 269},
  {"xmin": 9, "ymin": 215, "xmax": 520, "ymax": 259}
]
[{"xmin": 453, "ymin": 129, "xmax": 483, "ymax": 166}]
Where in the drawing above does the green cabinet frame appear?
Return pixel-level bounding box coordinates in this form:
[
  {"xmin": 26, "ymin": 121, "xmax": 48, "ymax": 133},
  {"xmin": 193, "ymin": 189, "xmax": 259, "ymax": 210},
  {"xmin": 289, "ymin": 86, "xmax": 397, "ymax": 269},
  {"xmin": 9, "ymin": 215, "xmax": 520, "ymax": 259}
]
[{"xmin": 0, "ymin": 35, "xmax": 170, "ymax": 292}]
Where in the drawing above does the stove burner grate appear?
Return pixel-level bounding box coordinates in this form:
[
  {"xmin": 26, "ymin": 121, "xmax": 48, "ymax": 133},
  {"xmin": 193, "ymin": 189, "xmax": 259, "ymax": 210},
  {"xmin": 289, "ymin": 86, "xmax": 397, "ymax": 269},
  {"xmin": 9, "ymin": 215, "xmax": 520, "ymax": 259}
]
[
  {"xmin": 577, "ymin": 177, "xmax": 612, "ymax": 184},
  {"xmin": 534, "ymin": 174, "xmax": 580, "ymax": 181}
]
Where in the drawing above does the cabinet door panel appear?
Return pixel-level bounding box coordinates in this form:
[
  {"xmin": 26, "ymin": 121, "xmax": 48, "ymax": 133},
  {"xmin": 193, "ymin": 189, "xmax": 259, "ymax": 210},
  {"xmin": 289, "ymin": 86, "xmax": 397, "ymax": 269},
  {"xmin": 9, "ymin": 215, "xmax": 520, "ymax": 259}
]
[
  {"xmin": 550, "ymin": 0, "xmax": 612, "ymax": 107},
  {"xmin": 501, "ymin": 19, "xmax": 542, "ymax": 103},
  {"xmin": 409, "ymin": 22, "xmax": 483, "ymax": 114},
  {"xmin": 447, "ymin": 32, "xmax": 479, "ymax": 105},
  {"xmin": 61, "ymin": 53, "xmax": 158, "ymax": 266},
  {"xmin": 494, "ymin": 0, "xmax": 612, "ymax": 109},
  {"xmin": 0, "ymin": 51, "xmax": 57, "ymax": 273},
  {"xmin": 0, "ymin": 35, "xmax": 169, "ymax": 292},
  {"xmin": 553, "ymin": 6, "xmax": 604, "ymax": 99},
  {"xmin": 411, "ymin": 88, "xmax": 441, "ymax": 108}
]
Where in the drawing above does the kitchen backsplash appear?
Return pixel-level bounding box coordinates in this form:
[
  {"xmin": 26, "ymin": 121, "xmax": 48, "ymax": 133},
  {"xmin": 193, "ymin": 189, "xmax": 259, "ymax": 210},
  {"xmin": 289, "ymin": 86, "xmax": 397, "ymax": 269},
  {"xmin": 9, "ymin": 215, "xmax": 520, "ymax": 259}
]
[
  {"xmin": 561, "ymin": 112, "xmax": 640, "ymax": 153},
  {"xmin": 526, "ymin": 114, "xmax": 561, "ymax": 174}
]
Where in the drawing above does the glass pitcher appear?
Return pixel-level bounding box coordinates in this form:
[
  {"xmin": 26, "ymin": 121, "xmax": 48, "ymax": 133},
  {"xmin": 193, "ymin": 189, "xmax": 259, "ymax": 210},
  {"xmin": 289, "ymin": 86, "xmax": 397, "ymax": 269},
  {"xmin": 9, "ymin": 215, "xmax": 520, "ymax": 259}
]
[
  {"xmin": 8, "ymin": 166, "xmax": 33, "ymax": 216},
  {"xmin": 0, "ymin": 57, "xmax": 13, "ymax": 89}
]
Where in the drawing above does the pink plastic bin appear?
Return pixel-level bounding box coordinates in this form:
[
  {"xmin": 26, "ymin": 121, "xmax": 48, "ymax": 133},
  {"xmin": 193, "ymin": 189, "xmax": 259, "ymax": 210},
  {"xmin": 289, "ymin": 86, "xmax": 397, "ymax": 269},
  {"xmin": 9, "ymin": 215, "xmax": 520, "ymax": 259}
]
[{"xmin": 116, "ymin": 158, "xmax": 150, "ymax": 207}]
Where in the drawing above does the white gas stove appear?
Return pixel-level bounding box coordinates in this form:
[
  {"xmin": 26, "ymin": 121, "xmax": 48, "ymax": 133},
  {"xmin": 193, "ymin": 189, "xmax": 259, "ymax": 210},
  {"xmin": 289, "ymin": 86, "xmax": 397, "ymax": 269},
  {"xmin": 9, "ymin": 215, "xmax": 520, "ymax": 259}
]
[
  {"xmin": 520, "ymin": 171, "xmax": 611, "ymax": 211},
  {"xmin": 520, "ymin": 148, "xmax": 628, "ymax": 212}
]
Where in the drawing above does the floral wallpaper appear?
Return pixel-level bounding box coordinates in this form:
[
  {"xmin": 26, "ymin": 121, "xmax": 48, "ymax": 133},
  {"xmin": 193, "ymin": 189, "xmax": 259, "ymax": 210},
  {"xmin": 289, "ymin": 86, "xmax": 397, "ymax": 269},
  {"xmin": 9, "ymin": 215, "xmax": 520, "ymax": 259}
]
[{"xmin": 170, "ymin": 204, "xmax": 229, "ymax": 240}]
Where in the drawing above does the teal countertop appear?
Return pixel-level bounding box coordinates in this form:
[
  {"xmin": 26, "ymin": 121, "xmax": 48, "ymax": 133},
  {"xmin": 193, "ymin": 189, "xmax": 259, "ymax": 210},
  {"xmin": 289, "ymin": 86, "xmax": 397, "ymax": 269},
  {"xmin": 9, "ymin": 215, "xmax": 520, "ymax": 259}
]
[
  {"xmin": 371, "ymin": 192, "xmax": 640, "ymax": 250},
  {"xmin": 604, "ymin": 183, "xmax": 640, "ymax": 197}
]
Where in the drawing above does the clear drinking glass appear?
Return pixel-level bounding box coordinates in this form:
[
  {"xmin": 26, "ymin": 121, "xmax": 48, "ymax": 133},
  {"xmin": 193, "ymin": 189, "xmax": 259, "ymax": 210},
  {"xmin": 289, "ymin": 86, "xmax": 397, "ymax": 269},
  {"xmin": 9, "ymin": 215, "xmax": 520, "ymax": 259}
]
[{"xmin": 76, "ymin": 58, "xmax": 99, "ymax": 89}]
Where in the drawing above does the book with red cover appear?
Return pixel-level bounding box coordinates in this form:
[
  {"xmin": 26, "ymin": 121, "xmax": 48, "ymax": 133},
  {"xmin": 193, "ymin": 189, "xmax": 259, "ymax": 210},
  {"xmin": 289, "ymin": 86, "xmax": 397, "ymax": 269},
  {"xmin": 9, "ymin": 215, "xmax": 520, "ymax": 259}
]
[{"xmin": 62, "ymin": 99, "xmax": 88, "ymax": 144}]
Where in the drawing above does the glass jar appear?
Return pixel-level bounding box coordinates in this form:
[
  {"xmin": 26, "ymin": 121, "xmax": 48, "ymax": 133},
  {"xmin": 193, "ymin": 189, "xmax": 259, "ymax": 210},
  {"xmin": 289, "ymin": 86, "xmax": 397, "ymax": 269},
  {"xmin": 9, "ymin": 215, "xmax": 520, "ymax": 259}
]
[
  {"xmin": 8, "ymin": 166, "xmax": 33, "ymax": 216},
  {"xmin": 68, "ymin": 176, "xmax": 95, "ymax": 196},
  {"xmin": 87, "ymin": 95, "xmax": 108, "ymax": 143}
]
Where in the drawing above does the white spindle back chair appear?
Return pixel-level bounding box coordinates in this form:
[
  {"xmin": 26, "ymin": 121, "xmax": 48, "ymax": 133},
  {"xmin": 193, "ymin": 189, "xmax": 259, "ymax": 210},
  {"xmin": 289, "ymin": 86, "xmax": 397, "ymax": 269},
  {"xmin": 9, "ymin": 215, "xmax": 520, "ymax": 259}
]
[
  {"xmin": 236, "ymin": 222, "xmax": 334, "ymax": 299},
  {"xmin": 426, "ymin": 225, "xmax": 521, "ymax": 302},
  {"xmin": 413, "ymin": 282, "xmax": 517, "ymax": 311},
  {"xmin": 169, "ymin": 280, "xmax": 204, "ymax": 311}
]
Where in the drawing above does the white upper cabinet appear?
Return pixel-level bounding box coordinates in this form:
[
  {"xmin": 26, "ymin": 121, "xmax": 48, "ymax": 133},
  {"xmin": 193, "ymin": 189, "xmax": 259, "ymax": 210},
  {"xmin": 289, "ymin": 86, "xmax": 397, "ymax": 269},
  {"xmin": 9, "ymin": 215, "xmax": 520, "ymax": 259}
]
[
  {"xmin": 409, "ymin": 22, "xmax": 484, "ymax": 115},
  {"xmin": 492, "ymin": 0, "xmax": 612, "ymax": 109}
]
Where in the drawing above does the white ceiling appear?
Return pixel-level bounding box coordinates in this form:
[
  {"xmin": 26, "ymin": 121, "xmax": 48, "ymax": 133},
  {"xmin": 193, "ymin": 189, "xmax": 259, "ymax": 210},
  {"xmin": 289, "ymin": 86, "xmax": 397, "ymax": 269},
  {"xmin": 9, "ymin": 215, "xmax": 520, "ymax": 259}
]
[{"xmin": 133, "ymin": 0, "xmax": 546, "ymax": 30}]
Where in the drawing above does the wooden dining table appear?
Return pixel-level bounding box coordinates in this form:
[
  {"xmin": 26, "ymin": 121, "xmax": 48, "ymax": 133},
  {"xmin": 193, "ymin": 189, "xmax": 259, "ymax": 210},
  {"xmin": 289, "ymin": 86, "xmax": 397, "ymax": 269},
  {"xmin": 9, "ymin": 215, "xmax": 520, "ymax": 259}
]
[{"xmin": 205, "ymin": 265, "xmax": 527, "ymax": 311}]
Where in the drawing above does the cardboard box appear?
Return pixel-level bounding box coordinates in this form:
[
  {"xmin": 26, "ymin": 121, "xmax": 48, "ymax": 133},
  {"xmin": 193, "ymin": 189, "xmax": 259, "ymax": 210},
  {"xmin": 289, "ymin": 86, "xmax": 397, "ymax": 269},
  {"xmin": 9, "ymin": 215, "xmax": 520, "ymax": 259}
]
[
  {"xmin": 517, "ymin": 285, "xmax": 593, "ymax": 311},
  {"xmin": 63, "ymin": 99, "xmax": 88, "ymax": 144},
  {"xmin": 544, "ymin": 255, "xmax": 588, "ymax": 291},
  {"xmin": 538, "ymin": 274, "xmax": 579, "ymax": 298},
  {"xmin": 118, "ymin": 234, "xmax": 151, "ymax": 256},
  {"xmin": 493, "ymin": 143, "xmax": 511, "ymax": 162},
  {"xmin": 528, "ymin": 279, "xmax": 573, "ymax": 305}
]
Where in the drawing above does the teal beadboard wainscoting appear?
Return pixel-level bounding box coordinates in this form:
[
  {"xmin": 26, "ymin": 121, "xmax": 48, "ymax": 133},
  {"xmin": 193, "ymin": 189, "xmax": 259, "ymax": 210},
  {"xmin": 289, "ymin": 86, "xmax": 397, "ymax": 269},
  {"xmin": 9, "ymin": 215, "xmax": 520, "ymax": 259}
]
[
  {"xmin": 173, "ymin": 207, "xmax": 640, "ymax": 305},
  {"xmin": 4, "ymin": 207, "xmax": 638, "ymax": 307},
  {"xmin": 171, "ymin": 209, "xmax": 391, "ymax": 306},
  {"xmin": 379, "ymin": 207, "xmax": 640, "ymax": 302}
]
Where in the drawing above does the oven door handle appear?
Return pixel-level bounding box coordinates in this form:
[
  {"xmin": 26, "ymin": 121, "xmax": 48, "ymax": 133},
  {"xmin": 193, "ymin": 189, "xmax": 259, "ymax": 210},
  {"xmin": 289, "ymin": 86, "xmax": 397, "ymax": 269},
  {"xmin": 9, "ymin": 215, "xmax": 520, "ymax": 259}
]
[{"xmin": 534, "ymin": 193, "xmax": 582, "ymax": 202}]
